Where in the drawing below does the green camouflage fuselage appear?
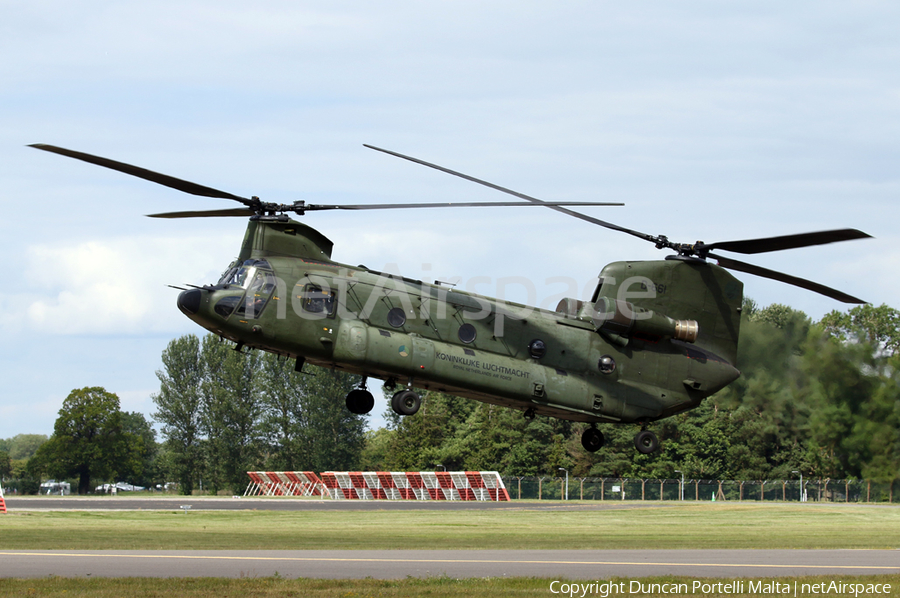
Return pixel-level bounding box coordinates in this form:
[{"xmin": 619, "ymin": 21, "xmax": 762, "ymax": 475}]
[{"xmin": 178, "ymin": 218, "xmax": 743, "ymax": 425}]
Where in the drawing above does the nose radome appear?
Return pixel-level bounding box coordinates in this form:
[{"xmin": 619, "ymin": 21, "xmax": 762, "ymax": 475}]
[{"xmin": 177, "ymin": 289, "xmax": 202, "ymax": 315}]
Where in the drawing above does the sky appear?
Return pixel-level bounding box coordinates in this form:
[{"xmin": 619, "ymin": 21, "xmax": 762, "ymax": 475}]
[{"xmin": 2, "ymin": 1, "xmax": 898, "ymax": 438}]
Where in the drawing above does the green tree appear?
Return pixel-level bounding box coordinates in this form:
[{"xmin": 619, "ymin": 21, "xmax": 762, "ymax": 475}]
[
  {"xmin": 817, "ymin": 304, "xmax": 900, "ymax": 483},
  {"xmin": 359, "ymin": 427, "xmax": 395, "ymax": 471},
  {"xmin": 463, "ymin": 404, "xmax": 572, "ymax": 476},
  {"xmin": 856, "ymin": 353, "xmax": 900, "ymax": 482},
  {"xmin": 258, "ymin": 353, "xmax": 305, "ymax": 471},
  {"xmin": 38, "ymin": 387, "xmax": 131, "ymax": 494},
  {"xmin": 0, "ymin": 434, "xmax": 48, "ymax": 460},
  {"xmin": 9, "ymin": 458, "xmax": 42, "ymax": 494},
  {"xmin": 299, "ymin": 368, "xmax": 366, "ymax": 471},
  {"xmin": 258, "ymin": 354, "xmax": 366, "ymax": 472},
  {"xmin": 800, "ymin": 326, "xmax": 877, "ymax": 478},
  {"xmin": 711, "ymin": 303, "xmax": 814, "ymax": 477},
  {"xmin": 120, "ymin": 411, "xmax": 159, "ymax": 487},
  {"xmin": 821, "ymin": 304, "xmax": 900, "ymax": 356},
  {"xmin": 200, "ymin": 336, "xmax": 264, "ymax": 494},
  {"xmin": 0, "ymin": 450, "xmax": 11, "ymax": 481},
  {"xmin": 152, "ymin": 335, "xmax": 204, "ymax": 494},
  {"xmin": 379, "ymin": 392, "xmax": 456, "ymax": 471}
]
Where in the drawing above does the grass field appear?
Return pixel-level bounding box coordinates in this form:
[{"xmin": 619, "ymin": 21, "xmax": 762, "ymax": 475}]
[
  {"xmin": 1, "ymin": 502, "xmax": 897, "ymax": 550},
  {"xmin": 1, "ymin": 575, "xmax": 899, "ymax": 597}
]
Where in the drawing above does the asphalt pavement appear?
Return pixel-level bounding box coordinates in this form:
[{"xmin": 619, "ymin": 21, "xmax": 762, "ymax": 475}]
[
  {"xmin": 5, "ymin": 497, "xmax": 896, "ymax": 580},
  {"xmin": 1, "ymin": 549, "xmax": 897, "ymax": 579},
  {"xmin": 3, "ymin": 496, "xmax": 672, "ymax": 511}
]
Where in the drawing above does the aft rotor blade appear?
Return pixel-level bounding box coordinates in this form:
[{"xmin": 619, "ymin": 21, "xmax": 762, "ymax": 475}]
[
  {"xmin": 702, "ymin": 229, "xmax": 872, "ymax": 255},
  {"xmin": 710, "ymin": 253, "xmax": 866, "ymax": 304},
  {"xmin": 306, "ymin": 201, "xmax": 623, "ymax": 210},
  {"xmin": 147, "ymin": 208, "xmax": 257, "ymax": 218},
  {"xmin": 364, "ymin": 144, "xmax": 656, "ymax": 243},
  {"xmin": 29, "ymin": 144, "xmax": 254, "ymax": 205}
]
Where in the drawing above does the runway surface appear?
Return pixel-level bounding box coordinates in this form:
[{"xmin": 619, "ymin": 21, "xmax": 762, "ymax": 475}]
[
  {"xmin": 5, "ymin": 498, "xmax": 896, "ymax": 579},
  {"xmin": 1, "ymin": 549, "xmax": 897, "ymax": 579},
  {"xmin": 4, "ymin": 496, "xmax": 672, "ymax": 512}
]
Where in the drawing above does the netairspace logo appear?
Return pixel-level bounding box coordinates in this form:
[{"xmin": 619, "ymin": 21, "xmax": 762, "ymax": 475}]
[{"xmin": 548, "ymin": 580, "xmax": 893, "ymax": 597}]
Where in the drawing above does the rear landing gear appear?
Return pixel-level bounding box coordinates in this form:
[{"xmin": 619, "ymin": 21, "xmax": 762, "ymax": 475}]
[
  {"xmin": 391, "ymin": 389, "xmax": 421, "ymax": 416},
  {"xmin": 581, "ymin": 427, "xmax": 604, "ymax": 452},
  {"xmin": 523, "ymin": 408, "xmax": 536, "ymax": 420},
  {"xmin": 634, "ymin": 429, "xmax": 659, "ymax": 454}
]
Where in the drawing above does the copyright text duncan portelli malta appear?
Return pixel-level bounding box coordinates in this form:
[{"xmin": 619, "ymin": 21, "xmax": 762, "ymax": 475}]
[{"xmin": 549, "ymin": 580, "xmax": 892, "ymax": 597}]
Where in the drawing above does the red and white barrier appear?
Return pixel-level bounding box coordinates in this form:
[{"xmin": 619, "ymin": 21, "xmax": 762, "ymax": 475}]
[
  {"xmin": 244, "ymin": 471, "xmax": 323, "ymax": 497},
  {"xmin": 319, "ymin": 471, "xmax": 510, "ymax": 501}
]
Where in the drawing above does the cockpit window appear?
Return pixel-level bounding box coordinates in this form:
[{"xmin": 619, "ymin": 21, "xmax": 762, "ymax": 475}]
[
  {"xmin": 590, "ymin": 277, "xmax": 606, "ymax": 303},
  {"xmin": 236, "ymin": 270, "xmax": 277, "ymax": 319},
  {"xmin": 214, "ymin": 295, "xmax": 241, "ymax": 318},
  {"xmin": 299, "ymin": 284, "xmax": 336, "ymax": 316},
  {"xmin": 218, "ymin": 259, "xmax": 273, "ymax": 289}
]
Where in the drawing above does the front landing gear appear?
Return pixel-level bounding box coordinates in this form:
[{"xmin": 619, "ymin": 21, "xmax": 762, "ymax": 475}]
[
  {"xmin": 581, "ymin": 427, "xmax": 604, "ymax": 452},
  {"xmin": 391, "ymin": 389, "xmax": 421, "ymax": 416},
  {"xmin": 634, "ymin": 429, "xmax": 660, "ymax": 454},
  {"xmin": 345, "ymin": 377, "xmax": 374, "ymax": 415}
]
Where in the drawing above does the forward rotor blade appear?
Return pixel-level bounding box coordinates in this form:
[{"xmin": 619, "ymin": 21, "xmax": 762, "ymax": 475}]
[
  {"xmin": 710, "ymin": 253, "xmax": 866, "ymax": 304},
  {"xmin": 147, "ymin": 208, "xmax": 257, "ymax": 218},
  {"xmin": 306, "ymin": 201, "xmax": 623, "ymax": 210},
  {"xmin": 364, "ymin": 144, "xmax": 655, "ymax": 243},
  {"xmin": 29, "ymin": 144, "xmax": 254, "ymax": 205},
  {"xmin": 702, "ymin": 229, "xmax": 872, "ymax": 255}
]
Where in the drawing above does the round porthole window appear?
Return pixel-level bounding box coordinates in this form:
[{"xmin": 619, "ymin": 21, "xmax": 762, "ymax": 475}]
[
  {"xmin": 458, "ymin": 323, "xmax": 477, "ymax": 344},
  {"xmin": 528, "ymin": 339, "xmax": 546, "ymax": 359},
  {"xmin": 598, "ymin": 355, "xmax": 616, "ymax": 374},
  {"xmin": 387, "ymin": 307, "xmax": 407, "ymax": 328}
]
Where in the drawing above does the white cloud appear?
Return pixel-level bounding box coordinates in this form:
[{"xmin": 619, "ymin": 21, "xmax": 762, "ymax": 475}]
[{"xmin": 15, "ymin": 234, "xmax": 236, "ymax": 335}]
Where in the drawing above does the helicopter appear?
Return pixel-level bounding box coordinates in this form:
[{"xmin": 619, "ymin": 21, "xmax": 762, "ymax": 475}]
[{"xmin": 30, "ymin": 143, "xmax": 871, "ymax": 454}]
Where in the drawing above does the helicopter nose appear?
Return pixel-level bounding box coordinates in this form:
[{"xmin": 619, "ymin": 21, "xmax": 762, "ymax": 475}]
[{"xmin": 177, "ymin": 289, "xmax": 202, "ymax": 315}]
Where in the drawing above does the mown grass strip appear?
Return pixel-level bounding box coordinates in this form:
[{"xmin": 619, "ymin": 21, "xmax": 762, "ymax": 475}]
[
  {"xmin": 0, "ymin": 503, "xmax": 897, "ymax": 550},
  {"xmin": 0, "ymin": 575, "xmax": 899, "ymax": 598}
]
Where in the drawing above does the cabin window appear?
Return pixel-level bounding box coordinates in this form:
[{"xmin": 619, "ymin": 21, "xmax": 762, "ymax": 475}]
[
  {"xmin": 300, "ymin": 284, "xmax": 336, "ymax": 316},
  {"xmin": 528, "ymin": 339, "xmax": 546, "ymax": 359},
  {"xmin": 387, "ymin": 307, "xmax": 407, "ymax": 328},
  {"xmin": 458, "ymin": 323, "xmax": 477, "ymax": 344}
]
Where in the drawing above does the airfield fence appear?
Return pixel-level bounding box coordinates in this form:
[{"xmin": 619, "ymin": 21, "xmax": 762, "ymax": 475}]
[{"xmin": 501, "ymin": 477, "xmax": 899, "ymax": 503}]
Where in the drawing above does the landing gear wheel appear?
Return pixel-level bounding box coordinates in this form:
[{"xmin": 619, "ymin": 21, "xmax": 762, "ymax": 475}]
[
  {"xmin": 345, "ymin": 389, "xmax": 375, "ymax": 415},
  {"xmin": 523, "ymin": 408, "xmax": 536, "ymax": 420},
  {"xmin": 391, "ymin": 389, "xmax": 421, "ymax": 416},
  {"xmin": 634, "ymin": 430, "xmax": 659, "ymax": 454},
  {"xmin": 581, "ymin": 427, "xmax": 605, "ymax": 452}
]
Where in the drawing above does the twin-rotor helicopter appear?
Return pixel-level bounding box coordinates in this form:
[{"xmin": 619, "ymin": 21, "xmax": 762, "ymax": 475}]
[{"xmin": 31, "ymin": 143, "xmax": 870, "ymax": 454}]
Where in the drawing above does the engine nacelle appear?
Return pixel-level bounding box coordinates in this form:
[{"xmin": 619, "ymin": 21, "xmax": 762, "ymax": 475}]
[{"xmin": 592, "ymin": 297, "xmax": 699, "ymax": 344}]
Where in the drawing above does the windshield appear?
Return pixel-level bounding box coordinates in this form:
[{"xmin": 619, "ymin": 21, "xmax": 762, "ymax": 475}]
[
  {"xmin": 218, "ymin": 259, "xmax": 272, "ymax": 289},
  {"xmin": 236, "ymin": 270, "xmax": 277, "ymax": 318},
  {"xmin": 213, "ymin": 260, "xmax": 277, "ymax": 320}
]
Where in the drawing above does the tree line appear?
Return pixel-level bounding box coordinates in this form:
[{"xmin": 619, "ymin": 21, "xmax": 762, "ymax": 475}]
[
  {"xmin": 4, "ymin": 301, "xmax": 898, "ymax": 495},
  {"xmin": 371, "ymin": 302, "xmax": 899, "ymax": 483},
  {"xmin": 3, "ymin": 389, "xmax": 156, "ymax": 495},
  {"xmin": 152, "ymin": 334, "xmax": 366, "ymax": 494}
]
